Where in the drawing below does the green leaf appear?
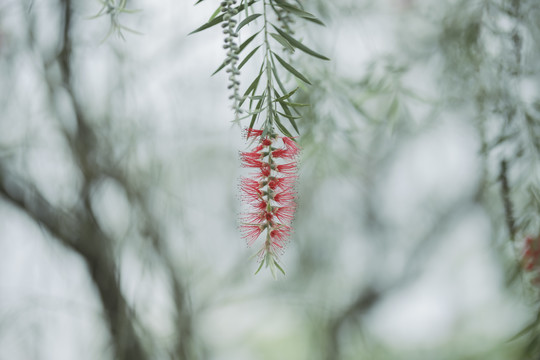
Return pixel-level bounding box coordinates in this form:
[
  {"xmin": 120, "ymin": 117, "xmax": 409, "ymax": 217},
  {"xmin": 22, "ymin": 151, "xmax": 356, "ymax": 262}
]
[
  {"xmin": 273, "ymin": 53, "xmax": 312, "ymax": 85},
  {"xmin": 276, "ymin": 110, "xmax": 301, "ymax": 120},
  {"xmin": 270, "ymin": 61, "xmax": 287, "ymax": 94},
  {"xmin": 211, "ymin": 33, "xmax": 260, "ymax": 76},
  {"xmin": 211, "ymin": 62, "xmax": 227, "ymax": 77},
  {"xmin": 270, "ymin": 33, "xmax": 295, "ymax": 53},
  {"xmin": 273, "ymin": 25, "xmax": 330, "ymax": 60},
  {"xmin": 286, "ymin": 113, "xmax": 300, "ymax": 133},
  {"xmin": 249, "ymin": 96, "xmax": 265, "ymax": 132},
  {"xmin": 239, "ymin": 65, "xmax": 264, "ymax": 107},
  {"xmin": 189, "ymin": 14, "xmax": 225, "ymax": 34},
  {"xmin": 236, "ymin": 13, "xmax": 262, "ymax": 32},
  {"xmin": 275, "ymin": 89, "xmax": 292, "ymax": 114},
  {"xmin": 282, "ymin": 101, "xmax": 309, "ymax": 107},
  {"xmin": 273, "ymin": 0, "xmax": 325, "ymax": 26},
  {"xmin": 274, "ymin": 260, "xmax": 286, "ymax": 275},
  {"xmin": 274, "ymin": 112, "xmax": 295, "ymax": 138},
  {"xmin": 274, "ymin": 90, "xmax": 300, "ymax": 134},
  {"xmin": 507, "ymin": 321, "xmax": 537, "ymax": 342},
  {"xmin": 254, "ymin": 260, "xmax": 265, "ymax": 275},
  {"xmin": 238, "ymin": 45, "xmax": 261, "ymax": 69},
  {"xmin": 238, "ymin": 31, "xmax": 260, "ymax": 52},
  {"xmin": 275, "ymin": 87, "xmax": 299, "ymax": 102},
  {"xmin": 300, "ymin": 15, "xmax": 325, "ymax": 26},
  {"xmin": 189, "ymin": 1, "xmax": 254, "ymax": 34},
  {"xmin": 387, "ymin": 95, "xmax": 399, "ymax": 118},
  {"xmin": 208, "ymin": 6, "xmax": 221, "ymax": 21}
]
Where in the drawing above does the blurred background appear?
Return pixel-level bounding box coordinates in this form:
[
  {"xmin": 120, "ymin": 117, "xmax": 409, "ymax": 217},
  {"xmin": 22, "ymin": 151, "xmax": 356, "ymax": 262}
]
[{"xmin": 1, "ymin": 0, "xmax": 540, "ymax": 359}]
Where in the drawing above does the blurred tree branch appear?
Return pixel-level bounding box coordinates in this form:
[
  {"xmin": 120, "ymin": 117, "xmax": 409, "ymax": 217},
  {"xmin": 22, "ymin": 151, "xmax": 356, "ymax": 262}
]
[{"xmin": 0, "ymin": 0, "xmax": 196, "ymax": 359}]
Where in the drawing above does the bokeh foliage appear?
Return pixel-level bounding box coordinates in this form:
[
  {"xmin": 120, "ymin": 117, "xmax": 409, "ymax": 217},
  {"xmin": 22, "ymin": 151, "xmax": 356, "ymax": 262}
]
[{"xmin": 0, "ymin": 0, "xmax": 540, "ymax": 359}]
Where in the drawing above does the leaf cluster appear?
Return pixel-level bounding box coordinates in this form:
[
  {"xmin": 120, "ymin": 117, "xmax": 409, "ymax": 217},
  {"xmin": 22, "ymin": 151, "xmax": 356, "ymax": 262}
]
[
  {"xmin": 89, "ymin": 0, "xmax": 142, "ymax": 41},
  {"xmin": 191, "ymin": 0, "xmax": 329, "ymax": 137}
]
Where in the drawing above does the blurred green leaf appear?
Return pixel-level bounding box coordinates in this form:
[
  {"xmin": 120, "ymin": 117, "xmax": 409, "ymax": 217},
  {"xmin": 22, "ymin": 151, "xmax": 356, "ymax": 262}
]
[
  {"xmin": 189, "ymin": 1, "xmax": 255, "ymax": 34},
  {"xmin": 238, "ymin": 45, "xmax": 261, "ymax": 70},
  {"xmin": 270, "ymin": 33, "xmax": 295, "ymax": 53},
  {"xmin": 273, "ymin": 53, "xmax": 311, "ymax": 85},
  {"xmin": 236, "ymin": 13, "xmax": 262, "ymax": 32},
  {"xmin": 272, "ymin": 25, "xmax": 329, "ymax": 60},
  {"xmin": 273, "ymin": 0, "xmax": 325, "ymax": 26}
]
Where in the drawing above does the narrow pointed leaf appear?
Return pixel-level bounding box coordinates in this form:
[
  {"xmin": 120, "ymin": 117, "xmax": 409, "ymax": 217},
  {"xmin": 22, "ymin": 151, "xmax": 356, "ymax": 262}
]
[
  {"xmin": 270, "ymin": 33, "xmax": 295, "ymax": 53},
  {"xmin": 236, "ymin": 13, "xmax": 262, "ymax": 32},
  {"xmin": 254, "ymin": 260, "xmax": 265, "ymax": 275},
  {"xmin": 273, "ymin": 25, "xmax": 330, "ymax": 60},
  {"xmin": 274, "ymin": 91, "xmax": 300, "ymax": 134},
  {"xmin": 189, "ymin": 1, "xmax": 254, "ymax": 34},
  {"xmin": 249, "ymin": 96, "xmax": 265, "ymax": 131},
  {"xmin": 211, "ymin": 62, "xmax": 227, "ymax": 77},
  {"xmin": 282, "ymin": 101, "xmax": 309, "ymax": 107},
  {"xmin": 273, "ymin": 53, "xmax": 312, "ymax": 85},
  {"xmin": 208, "ymin": 6, "xmax": 222, "ymax": 21},
  {"xmin": 275, "ymin": 87, "xmax": 299, "ymax": 102},
  {"xmin": 118, "ymin": 8, "xmax": 142, "ymax": 14},
  {"xmin": 238, "ymin": 31, "xmax": 260, "ymax": 52},
  {"xmin": 276, "ymin": 110, "xmax": 301, "ymax": 120},
  {"xmin": 211, "ymin": 33, "xmax": 260, "ymax": 76},
  {"xmin": 239, "ymin": 65, "xmax": 264, "ymax": 107},
  {"xmin": 270, "ymin": 60, "xmax": 287, "ymax": 94},
  {"xmin": 274, "ymin": 260, "xmax": 286, "ymax": 275},
  {"xmin": 238, "ymin": 45, "xmax": 261, "ymax": 69},
  {"xmin": 273, "ymin": 0, "xmax": 325, "ymax": 26},
  {"xmin": 274, "ymin": 112, "xmax": 295, "ymax": 138},
  {"xmin": 282, "ymin": 110, "xmax": 299, "ymax": 134},
  {"xmin": 300, "ymin": 15, "xmax": 325, "ymax": 26}
]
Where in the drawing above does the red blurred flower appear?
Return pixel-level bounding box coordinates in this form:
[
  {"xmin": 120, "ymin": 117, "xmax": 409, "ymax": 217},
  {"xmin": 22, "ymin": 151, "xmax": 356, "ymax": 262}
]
[
  {"xmin": 239, "ymin": 128, "xmax": 299, "ymax": 271},
  {"xmin": 522, "ymin": 236, "xmax": 540, "ymax": 271}
]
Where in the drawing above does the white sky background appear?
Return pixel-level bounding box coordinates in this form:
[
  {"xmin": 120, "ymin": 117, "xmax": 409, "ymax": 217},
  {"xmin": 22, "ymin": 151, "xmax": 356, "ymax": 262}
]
[{"xmin": 0, "ymin": 0, "xmax": 533, "ymax": 359}]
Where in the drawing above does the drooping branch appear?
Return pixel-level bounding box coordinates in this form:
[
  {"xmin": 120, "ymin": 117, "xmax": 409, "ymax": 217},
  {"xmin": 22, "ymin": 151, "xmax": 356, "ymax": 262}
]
[{"xmin": 499, "ymin": 159, "xmax": 517, "ymax": 241}]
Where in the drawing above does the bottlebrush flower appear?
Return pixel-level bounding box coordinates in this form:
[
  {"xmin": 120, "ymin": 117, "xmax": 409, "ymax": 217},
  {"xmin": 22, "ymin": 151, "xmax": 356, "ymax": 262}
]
[{"xmin": 239, "ymin": 128, "xmax": 299, "ymax": 275}]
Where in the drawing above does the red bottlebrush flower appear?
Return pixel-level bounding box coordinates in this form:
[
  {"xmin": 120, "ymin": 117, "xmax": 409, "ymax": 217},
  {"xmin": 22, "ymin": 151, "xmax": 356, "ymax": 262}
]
[
  {"xmin": 273, "ymin": 189, "xmax": 296, "ymax": 205},
  {"xmin": 269, "ymin": 225, "xmax": 291, "ymax": 249},
  {"xmin": 268, "ymin": 175, "xmax": 297, "ymax": 191},
  {"xmin": 241, "ymin": 157, "xmax": 264, "ymax": 169},
  {"xmin": 239, "ymin": 128, "xmax": 300, "ymax": 274},
  {"xmin": 259, "ymin": 163, "xmax": 271, "ymax": 177},
  {"xmin": 271, "ymin": 148, "xmax": 295, "ymax": 159},
  {"xmin": 275, "ymin": 162, "xmax": 297, "ymax": 174},
  {"xmin": 262, "ymin": 138, "xmax": 273, "ymax": 146},
  {"xmin": 241, "ymin": 223, "xmax": 265, "ymax": 246},
  {"xmin": 282, "ymin": 137, "xmax": 300, "ymax": 156},
  {"xmin": 273, "ymin": 206, "xmax": 295, "ymax": 224},
  {"xmin": 245, "ymin": 128, "xmax": 264, "ymax": 139},
  {"xmin": 522, "ymin": 236, "xmax": 540, "ymax": 271},
  {"xmin": 243, "ymin": 211, "xmax": 273, "ymax": 224},
  {"xmin": 240, "ymin": 144, "xmax": 263, "ymax": 157},
  {"xmin": 240, "ymin": 178, "xmax": 263, "ymax": 204}
]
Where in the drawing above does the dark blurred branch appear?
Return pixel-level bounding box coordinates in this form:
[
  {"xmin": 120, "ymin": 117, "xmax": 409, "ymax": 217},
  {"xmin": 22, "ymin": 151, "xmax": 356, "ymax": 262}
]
[
  {"xmin": 0, "ymin": 1, "xmax": 154, "ymax": 359},
  {"xmin": 325, "ymin": 287, "xmax": 379, "ymax": 360},
  {"xmin": 325, "ymin": 195, "xmax": 477, "ymax": 360},
  {"xmin": 120, "ymin": 182, "xmax": 196, "ymax": 360},
  {"xmin": 499, "ymin": 159, "xmax": 516, "ymax": 241},
  {"xmin": 142, "ymin": 208, "xmax": 195, "ymax": 360},
  {"xmin": 53, "ymin": 2, "xmax": 194, "ymax": 357},
  {"xmin": 0, "ymin": 165, "xmax": 147, "ymax": 360}
]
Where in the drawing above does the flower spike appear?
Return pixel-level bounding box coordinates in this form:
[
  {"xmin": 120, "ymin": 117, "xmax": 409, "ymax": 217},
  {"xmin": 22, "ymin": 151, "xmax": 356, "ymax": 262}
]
[{"xmin": 239, "ymin": 128, "xmax": 299, "ymax": 273}]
